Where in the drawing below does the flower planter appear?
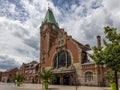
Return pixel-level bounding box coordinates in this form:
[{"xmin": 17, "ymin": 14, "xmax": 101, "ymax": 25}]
[
  {"xmin": 16, "ymin": 82, "xmax": 22, "ymax": 87},
  {"xmin": 44, "ymin": 82, "xmax": 49, "ymax": 89},
  {"xmin": 16, "ymin": 82, "xmax": 21, "ymax": 86},
  {"xmin": 110, "ymin": 83, "xmax": 116, "ymax": 90}
]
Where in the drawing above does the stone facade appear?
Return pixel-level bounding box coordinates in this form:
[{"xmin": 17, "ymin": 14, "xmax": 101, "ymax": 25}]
[
  {"xmin": 40, "ymin": 8, "xmax": 90, "ymax": 85},
  {"xmin": 17, "ymin": 61, "xmax": 39, "ymax": 83},
  {"xmin": 39, "ymin": 8, "xmax": 113, "ymax": 86},
  {"xmin": 1, "ymin": 68, "xmax": 18, "ymax": 83}
]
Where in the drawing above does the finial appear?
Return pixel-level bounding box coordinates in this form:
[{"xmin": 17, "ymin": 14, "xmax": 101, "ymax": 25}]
[
  {"xmin": 48, "ymin": 3, "xmax": 52, "ymax": 11},
  {"xmin": 48, "ymin": 3, "xmax": 49, "ymax": 8}
]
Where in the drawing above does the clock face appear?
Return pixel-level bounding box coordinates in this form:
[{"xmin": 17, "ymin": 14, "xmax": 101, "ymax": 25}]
[
  {"xmin": 43, "ymin": 25, "xmax": 47, "ymax": 30},
  {"xmin": 44, "ymin": 25, "xmax": 47, "ymax": 30}
]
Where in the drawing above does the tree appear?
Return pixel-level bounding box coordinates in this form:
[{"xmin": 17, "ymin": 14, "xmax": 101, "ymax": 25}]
[
  {"xmin": 38, "ymin": 69, "xmax": 55, "ymax": 83},
  {"xmin": 103, "ymin": 26, "xmax": 120, "ymax": 71},
  {"xmin": 14, "ymin": 74, "xmax": 24, "ymax": 82},
  {"xmin": 14, "ymin": 74, "xmax": 25, "ymax": 86},
  {"xmin": 103, "ymin": 26, "xmax": 120, "ymax": 90},
  {"xmin": 38, "ymin": 69, "xmax": 55, "ymax": 89},
  {"xmin": 105, "ymin": 71, "xmax": 115, "ymax": 83},
  {"xmin": 89, "ymin": 26, "xmax": 120, "ymax": 90}
]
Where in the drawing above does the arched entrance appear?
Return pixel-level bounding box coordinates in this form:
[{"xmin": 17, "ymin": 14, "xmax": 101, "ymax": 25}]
[
  {"xmin": 63, "ymin": 74, "xmax": 70, "ymax": 85},
  {"xmin": 55, "ymin": 76, "xmax": 60, "ymax": 85},
  {"xmin": 53, "ymin": 71, "xmax": 74, "ymax": 85}
]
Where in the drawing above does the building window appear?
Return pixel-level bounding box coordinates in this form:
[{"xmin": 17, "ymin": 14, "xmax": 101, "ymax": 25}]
[
  {"xmin": 53, "ymin": 51, "xmax": 71, "ymax": 68},
  {"xmin": 42, "ymin": 67, "xmax": 45, "ymax": 72},
  {"xmin": 61, "ymin": 40, "xmax": 64, "ymax": 44},
  {"xmin": 85, "ymin": 72, "xmax": 93, "ymax": 82},
  {"xmin": 58, "ymin": 51, "xmax": 66, "ymax": 68},
  {"xmin": 82, "ymin": 52, "xmax": 88, "ymax": 64},
  {"xmin": 33, "ymin": 70, "xmax": 35, "ymax": 74},
  {"xmin": 53, "ymin": 55, "xmax": 57, "ymax": 68},
  {"xmin": 67, "ymin": 52, "xmax": 71, "ymax": 67}
]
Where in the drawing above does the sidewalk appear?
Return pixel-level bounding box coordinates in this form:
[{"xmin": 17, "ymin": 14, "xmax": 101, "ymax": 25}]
[
  {"xmin": 0, "ymin": 82, "xmax": 111, "ymax": 90},
  {"xmin": 19, "ymin": 83, "xmax": 111, "ymax": 90}
]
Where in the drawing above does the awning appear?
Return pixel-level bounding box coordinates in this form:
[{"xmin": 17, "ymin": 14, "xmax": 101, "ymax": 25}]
[{"xmin": 53, "ymin": 70, "xmax": 75, "ymax": 74}]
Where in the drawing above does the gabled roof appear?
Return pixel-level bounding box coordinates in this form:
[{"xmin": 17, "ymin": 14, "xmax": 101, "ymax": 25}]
[
  {"xmin": 5, "ymin": 68, "xmax": 18, "ymax": 72},
  {"xmin": 73, "ymin": 39, "xmax": 91, "ymax": 51},
  {"xmin": 23, "ymin": 61, "xmax": 39, "ymax": 69},
  {"xmin": 41, "ymin": 8, "xmax": 59, "ymax": 27}
]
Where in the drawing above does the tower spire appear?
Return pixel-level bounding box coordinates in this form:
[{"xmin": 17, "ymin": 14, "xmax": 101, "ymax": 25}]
[{"xmin": 41, "ymin": 7, "xmax": 59, "ymax": 28}]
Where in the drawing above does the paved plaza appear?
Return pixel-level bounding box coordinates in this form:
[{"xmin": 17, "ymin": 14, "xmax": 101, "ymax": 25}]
[{"xmin": 0, "ymin": 82, "xmax": 112, "ymax": 90}]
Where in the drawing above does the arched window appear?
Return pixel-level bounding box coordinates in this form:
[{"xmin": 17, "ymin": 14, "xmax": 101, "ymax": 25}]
[
  {"xmin": 53, "ymin": 55, "xmax": 57, "ymax": 68},
  {"xmin": 67, "ymin": 52, "xmax": 71, "ymax": 67},
  {"xmin": 53, "ymin": 51, "xmax": 72, "ymax": 68},
  {"xmin": 58, "ymin": 51, "xmax": 66, "ymax": 67},
  {"xmin": 85, "ymin": 72, "xmax": 93, "ymax": 82}
]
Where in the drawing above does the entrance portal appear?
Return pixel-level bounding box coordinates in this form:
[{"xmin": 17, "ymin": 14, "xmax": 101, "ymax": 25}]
[
  {"xmin": 63, "ymin": 75, "xmax": 70, "ymax": 85},
  {"xmin": 55, "ymin": 77, "xmax": 60, "ymax": 85}
]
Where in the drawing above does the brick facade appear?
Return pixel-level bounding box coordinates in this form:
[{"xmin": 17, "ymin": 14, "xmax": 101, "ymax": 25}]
[
  {"xmin": 17, "ymin": 61, "xmax": 39, "ymax": 83},
  {"xmin": 39, "ymin": 8, "xmax": 112, "ymax": 86},
  {"xmin": 1, "ymin": 68, "xmax": 18, "ymax": 83}
]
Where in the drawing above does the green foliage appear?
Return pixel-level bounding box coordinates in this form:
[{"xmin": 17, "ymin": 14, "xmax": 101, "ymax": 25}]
[
  {"xmin": 38, "ymin": 69, "xmax": 55, "ymax": 83},
  {"xmin": 105, "ymin": 71, "xmax": 115, "ymax": 83},
  {"xmin": 105, "ymin": 71, "xmax": 120, "ymax": 83},
  {"xmin": 103, "ymin": 26, "xmax": 120, "ymax": 71},
  {"xmin": 89, "ymin": 26, "xmax": 120, "ymax": 71},
  {"xmin": 89, "ymin": 46, "xmax": 105, "ymax": 65},
  {"xmin": 16, "ymin": 82, "xmax": 22, "ymax": 86},
  {"xmin": 14, "ymin": 74, "xmax": 25, "ymax": 82}
]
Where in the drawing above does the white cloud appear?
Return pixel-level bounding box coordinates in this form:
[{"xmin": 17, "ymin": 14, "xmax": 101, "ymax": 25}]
[
  {"xmin": 0, "ymin": 0, "xmax": 56, "ymax": 70},
  {"xmin": 9, "ymin": 3, "xmax": 16, "ymax": 13},
  {"xmin": 0, "ymin": 0, "xmax": 120, "ymax": 70},
  {"xmin": 0, "ymin": 54, "xmax": 20, "ymax": 71},
  {"xmin": 58, "ymin": 0, "xmax": 120, "ymax": 46},
  {"xmin": 0, "ymin": 17, "xmax": 39, "ymax": 67},
  {"xmin": 102, "ymin": 0, "xmax": 120, "ymax": 30}
]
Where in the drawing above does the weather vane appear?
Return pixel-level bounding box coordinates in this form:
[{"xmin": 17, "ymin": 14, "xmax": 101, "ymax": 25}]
[
  {"xmin": 48, "ymin": 3, "xmax": 50, "ymax": 9},
  {"xmin": 48, "ymin": 3, "xmax": 52, "ymax": 10}
]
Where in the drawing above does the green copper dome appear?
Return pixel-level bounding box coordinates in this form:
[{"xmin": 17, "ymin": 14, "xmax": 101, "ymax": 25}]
[{"xmin": 41, "ymin": 8, "xmax": 59, "ymax": 28}]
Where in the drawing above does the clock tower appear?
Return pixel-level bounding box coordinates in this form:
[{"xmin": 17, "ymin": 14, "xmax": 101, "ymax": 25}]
[{"xmin": 40, "ymin": 8, "xmax": 59, "ymax": 64}]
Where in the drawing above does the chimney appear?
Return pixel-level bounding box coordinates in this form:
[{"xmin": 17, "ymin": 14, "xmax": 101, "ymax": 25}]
[{"xmin": 97, "ymin": 35, "xmax": 101, "ymax": 47}]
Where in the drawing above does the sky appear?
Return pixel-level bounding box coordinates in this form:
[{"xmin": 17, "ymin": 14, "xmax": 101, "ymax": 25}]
[{"xmin": 0, "ymin": 0, "xmax": 120, "ymax": 71}]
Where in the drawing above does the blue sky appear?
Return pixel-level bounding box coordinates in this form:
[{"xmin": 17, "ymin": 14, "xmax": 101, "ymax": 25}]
[{"xmin": 0, "ymin": 0, "xmax": 120, "ymax": 71}]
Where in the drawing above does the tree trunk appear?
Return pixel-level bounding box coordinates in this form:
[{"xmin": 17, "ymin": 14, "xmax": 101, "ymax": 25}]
[{"xmin": 115, "ymin": 70, "xmax": 119, "ymax": 90}]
